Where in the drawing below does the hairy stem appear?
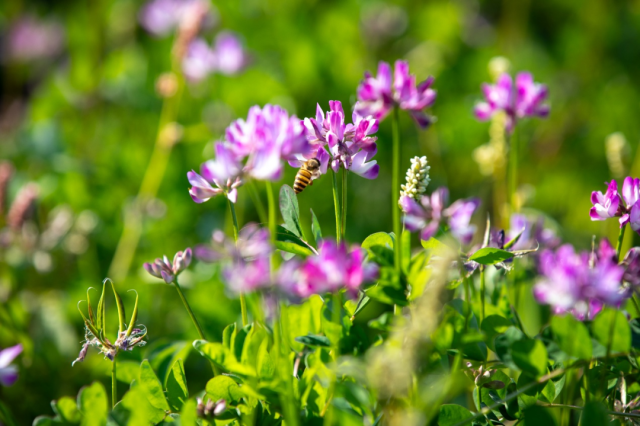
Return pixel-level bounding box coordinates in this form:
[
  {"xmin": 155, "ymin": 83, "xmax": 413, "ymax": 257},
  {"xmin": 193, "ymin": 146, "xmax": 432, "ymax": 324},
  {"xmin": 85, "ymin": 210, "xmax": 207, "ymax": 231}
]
[
  {"xmin": 616, "ymin": 225, "xmax": 627, "ymax": 263},
  {"xmin": 341, "ymin": 169, "xmax": 347, "ymax": 242},
  {"xmin": 174, "ymin": 278, "xmax": 206, "ymax": 340},
  {"xmin": 480, "ymin": 266, "xmax": 486, "ymax": 324},
  {"xmin": 228, "ymin": 199, "xmax": 248, "ymax": 327},
  {"xmin": 111, "ymin": 355, "xmax": 117, "ymax": 409},
  {"xmin": 508, "ymin": 127, "xmax": 518, "ymax": 215},
  {"xmin": 332, "ymin": 168, "xmax": 341, "ymax": 244},
  {"xmin": 392, "ymin": 107, "xmax": 402, "ymax": 274}
]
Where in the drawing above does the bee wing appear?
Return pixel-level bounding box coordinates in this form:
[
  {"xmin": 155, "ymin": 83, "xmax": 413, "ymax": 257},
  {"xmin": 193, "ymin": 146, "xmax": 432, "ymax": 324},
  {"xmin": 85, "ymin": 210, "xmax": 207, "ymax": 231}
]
[{"xmin": 310, "ymin": 170, "xmax": 322, "ymax": 180}]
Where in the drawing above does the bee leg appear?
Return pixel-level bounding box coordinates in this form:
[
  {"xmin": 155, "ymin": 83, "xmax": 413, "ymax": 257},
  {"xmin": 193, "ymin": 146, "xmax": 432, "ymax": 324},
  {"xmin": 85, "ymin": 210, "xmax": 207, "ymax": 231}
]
[{"xmin": 309, "ymin": 180, "xmax": 314, "ymax": 186}]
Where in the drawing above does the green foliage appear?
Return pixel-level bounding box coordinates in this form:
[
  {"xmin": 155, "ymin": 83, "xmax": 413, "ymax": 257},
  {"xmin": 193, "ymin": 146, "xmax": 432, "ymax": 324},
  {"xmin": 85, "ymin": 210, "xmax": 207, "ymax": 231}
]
[
  {"xmin": 592, "ymin": 308, "xmax": 631, "ymax": 354},
  {"xmin": 279, "ymin": 184, "xmax": 303, "ymax": 237},
  {"xmin": 437, "ymin": 404, "xmax": 473, "ymax": 426},
  {"xmin": 165, "ymin": 359, "xmax": 188, "ymax": 412},
  {"xmin": 138, "ymin": 360, "xmax": 171, "ymax": 412},
  {"xmin": 469, "ymin": 248, "xmax": 514, "ymax": 265},
  {"xmin": 550, "ymin": 315, "xmax": 592, "ymax": 360}
]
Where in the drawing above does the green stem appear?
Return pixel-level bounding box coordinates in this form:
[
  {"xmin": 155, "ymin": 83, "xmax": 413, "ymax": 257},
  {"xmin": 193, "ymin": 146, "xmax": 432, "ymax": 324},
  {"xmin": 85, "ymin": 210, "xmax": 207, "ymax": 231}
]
[
  {"xmin": 265, "ymin": 181, "xmax": 277, "ymax": 241},
  {"xmin": 248, "ymin": 181, "xmax": 268, "ymax": 225},
  {"xmin": 616, "ymin": 225, "xmax": 627, "ymax": 263},
  {"xmin": 228, "ymin": 199, "xmax": 248, "ymax": 327},
  {"xmin": 392, "ymin": 107, "xmax": 401, "ymax": 274},
  {"xmin": 542, "ymin": 403, "xmax": 640, "ymax": 420},
  {"xmin": 174, "ymin": 279, "xmax": 206, "ymax": 340},
  {"xmin": 508, "ymin": 127, "xmax": 518, "ymax": 215},
  {"xmin": 341, "ymin": 169, "xmax": 347, "ymax": 242},
  {"xmin": 331, "ymin": 168, "xmax": 341, "ymax": 243},
  {"xmin": 480, "ymin": 267, "xmax": 486, "ymax": 324},
  {"xmin": 111, "ymin": 356, "xmax": 117, "ymax": 409}
]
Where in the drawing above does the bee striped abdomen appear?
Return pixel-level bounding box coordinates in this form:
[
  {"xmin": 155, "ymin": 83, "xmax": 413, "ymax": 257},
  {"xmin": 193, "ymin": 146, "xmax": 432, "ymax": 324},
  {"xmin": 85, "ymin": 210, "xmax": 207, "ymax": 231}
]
[{"xmin": 294, "ymin": 169, "xmax": 312, "ymax": 194}]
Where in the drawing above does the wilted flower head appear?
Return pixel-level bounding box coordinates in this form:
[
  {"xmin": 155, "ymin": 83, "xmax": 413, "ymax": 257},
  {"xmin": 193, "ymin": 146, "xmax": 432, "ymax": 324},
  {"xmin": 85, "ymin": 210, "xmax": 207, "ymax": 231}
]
[
  {"xmin": 143, "ymin": 248, "xmax": 192, "ymax": 283},
  {"xmin": 197, "ymin": 398, "xmax": 227, "ymax": 419},
  {"xmin": 355, "ymin": 60, "xmax": 437, "ymax": 128},
  {"xmin": 474, "ymin": 72, "xmax": 549, "ymax": 133},
  {"xmin": 590, "ymin": 177, "xmax": 640, "ymax": 234},
  {"xmin": 182, "ymin": 32, "xmax": 248, "ymax": 82},
  {"xmin": 300, "ymin": 101, "xmax": 379, "ymax": 179},
  {"xmin": 5, "ymin": 16, "xmax": 64, "ymax": 63},
  {"xmin": 534, "ymin": 241, "xmax": 626, "ymax": 320},
  {"xmin": 401, "ymin": 188, "xmax": 480, "ymax": 245},
  {"xmin": 399, "ymin": 156, "xmax": 430, "ymax": 204},
  {"xmin": 0, "ymin": 344, "xmax": 23, "ymax": 386}
]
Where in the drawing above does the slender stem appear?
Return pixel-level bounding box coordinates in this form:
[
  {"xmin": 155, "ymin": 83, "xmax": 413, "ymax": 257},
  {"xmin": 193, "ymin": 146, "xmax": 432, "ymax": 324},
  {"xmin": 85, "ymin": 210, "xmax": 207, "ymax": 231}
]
[
  {"xmin": 508, "ymin": 127, "xmax": 518, "ymax": 215},
  {"xmin": 227, "ymin": 199, "xmax": 248, "ymax": 327},
  {"xmin": 111, "ymin": 356, "xmax": 117, "ymax": 408},
  {"xmin": 265, "ymin": 181, "xmax": 277, "ymax": 241},
  {"xmin": 331, "ymin": 168, "xmax": 341, "ymax": 243},
  {"xmin": 616, "ymin": 225, "xmax": 627, "ymax": 263},
  {"xmin": 392, "ymin": 107, "xmax": 402, "ymax": 274},
  {"xmin": 480, "ymin": 266, "xmax": 486, "ymax": 324},
  {"xmin": 174, "ymin": 279, "xmax": 206, "ymax": 340},
  {"xmin": 248, "ymin": 181, "xmax": 268, "ymax": 225},
  {"xmin": 341, "ymin": 169, "xmax": 347, "ymax": 242},
  {"xmin": 541, "ymin": 403, "xmax": 640, "ymax": 420}
]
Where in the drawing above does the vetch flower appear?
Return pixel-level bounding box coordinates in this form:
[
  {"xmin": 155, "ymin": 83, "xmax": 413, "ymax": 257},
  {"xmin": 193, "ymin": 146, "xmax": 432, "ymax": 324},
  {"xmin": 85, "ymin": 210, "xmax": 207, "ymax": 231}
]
[
  {"xmin": 300, "ymin": 101, "xmax": 380, "ymax": 179},
  {"xmin": 355, "ymin": 60, "xmax": 437, "ymax": 128},
  {"xmin": 222, "ymin": 256, "xmax": 271, "ymax": 294},
  {"xmin": 182, "ymin": 32, "xmax": 248, "ymax": 82},
  {"xmin": 474, "ymin": 72, "xmax": 549, "ymax": 133},
  {"xmin": 144, "ymin": 248, "xmax": 192, "ymax": 283},
  {"xmin": 399, "ymin": 156, "xmax": 430, "ymax": 204},
  {"xmin": 0, "ymin": 344, "xmax": 23, "ymax": 386},
  {"xmin": 590, "ymin": 180, "xmax": 621, "ymax": 221},
  {"xmin": 589, "ymin": 177, "xmax": 640, "ymax": 234},
  {"xmin": 195, "ymin": 223, "xmax": 272, "ymax": 263},
  {"xmin": 188, "ymin": 146, "xmax": 243, "ymax": 203},
  {"xmin": 139, "ymin": 0, "xmax": 213, "ymax": 37},
  {"xmin": 400, "ymin": 188, "xmax": 480, "ymax": 244}
]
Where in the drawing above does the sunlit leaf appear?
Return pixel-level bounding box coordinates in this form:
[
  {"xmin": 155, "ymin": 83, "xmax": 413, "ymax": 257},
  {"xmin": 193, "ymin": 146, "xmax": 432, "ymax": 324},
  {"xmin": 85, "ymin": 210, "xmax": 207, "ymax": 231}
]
[
  {"xmin": 437, "ymin": 404, "xmax": 474, "ymax": 426},
  {"xmin": 77, "ymin": 382, "xmax": 108, "ymax": 426},
  {"xmin": 592, "ymin": 308, "xmax": 631, "ymax": 354},
  {"xmin": 551, "ymin": 315, "xmax": 592, "ymax": 360},
  {"xmin": 469, "ymin": 248, "xmax": 514, "ymax": 265},
  {"xmin": 138, "ymin": 360, "xmax": 170, "ymax": 412},
  {"xmin": 279, "ymin": 184, "xmax": 303, "ymax": 237},
  {"xmin": 166, "ymin": 359, "xmax": 188, "ymax": 412},
  {"xmin": 511, "ymin": 338, "xmax": 548, "ymax": 377}
]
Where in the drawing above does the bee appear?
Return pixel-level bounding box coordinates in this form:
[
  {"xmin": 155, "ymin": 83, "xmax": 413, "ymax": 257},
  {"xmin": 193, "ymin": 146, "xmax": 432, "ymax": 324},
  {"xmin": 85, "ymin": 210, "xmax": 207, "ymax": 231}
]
[{"xmin": 293, "ymin": 157, "xmax": 322, "ymax": 194}]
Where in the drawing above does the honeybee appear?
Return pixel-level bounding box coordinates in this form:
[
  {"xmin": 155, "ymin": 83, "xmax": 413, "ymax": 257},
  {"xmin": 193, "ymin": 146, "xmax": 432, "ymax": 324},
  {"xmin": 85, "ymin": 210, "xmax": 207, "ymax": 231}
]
[{"xmin": 293, "ymin": 157, "xmax": 322, "ymax": 194}]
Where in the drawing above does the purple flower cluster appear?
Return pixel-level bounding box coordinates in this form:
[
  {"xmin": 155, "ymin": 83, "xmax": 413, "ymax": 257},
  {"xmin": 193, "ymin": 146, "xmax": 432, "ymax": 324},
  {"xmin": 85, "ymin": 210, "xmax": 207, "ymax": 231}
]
[
  {"xmin": 189, "ymin": 105, "xmax": 311, "ymax": 203},
  {"xmin": 143, "ymin": 248, "xmax": 192, "ymax": 283},
  {"xmin": 355, "ymin": 61, "xmax": 437, "ymax": 128},
  {"xmin": 183, "ymin": 32, "xmax": 248, "ymax": 82},
  {"xmin": 0, "ymin": 344, "xmax": 22, "ymax": 387},
  {"xmin": 5, "ymin": 16, "xmax": 64, "ymax": 63},
  {"xmin": 400, "ymin": 189, "xmax": 480, "ymax": 244},
  {"xmin": 139, "ymin": 0, "xmax": 213, "ymax": 37},
  {"xmin": 534, "ymin": 240, "xmax": 626, "ymax": 320},
  {"xmin": 590, "ymin": 177, "xmax": 640, "ymax": 234},
  {"xmin": 298, "ymin": 101, "xmax": 379, "ymax": 179},
  {"xmin": 474, "ymin": 72, "xmax": 549, "ymax": 133}
]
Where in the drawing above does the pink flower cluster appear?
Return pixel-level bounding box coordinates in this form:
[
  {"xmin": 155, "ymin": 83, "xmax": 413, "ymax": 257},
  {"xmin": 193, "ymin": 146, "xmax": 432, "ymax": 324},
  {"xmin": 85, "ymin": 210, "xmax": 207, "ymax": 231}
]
[
  {"xmin": 297, "ymin": 101, "xmax": 380, "ymax": 179},
  {"xmin": 182, "ymin": 32, "xmax": 248, "ymax": 82},
  {"xmin": 590, "ymin": 177, "xmax": 640, "ymax": 234},
  {"xmin": 474, "ymin": 72, "xmax": 549, "ymax": 133},
  {"xmin": 188, "ymin": 105, "xmax": 312, "ymax": 203},
  {"xmin": 354, "ymin": 61, "xmax": 437, "ymax": 128}
]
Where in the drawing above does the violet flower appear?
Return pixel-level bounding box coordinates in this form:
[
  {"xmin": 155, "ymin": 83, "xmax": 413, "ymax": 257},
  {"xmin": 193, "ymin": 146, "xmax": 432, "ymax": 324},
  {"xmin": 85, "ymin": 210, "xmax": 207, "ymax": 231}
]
[
  {"xmin": 188, "ymin": 144, "xmax": 243, "ymax": 203},
  {"xmin": 590, "ymin": 177, "xmax": 640, "ymax": 234},
  {"xmin": 400, "ymin": 189, "xmax": 480, "ymax": 244},
  {"xmin": 622, "ymin": 248, "xmax": 640, "ymax": 288},
  {"xmin": 533, "ymin": 241, "xmax": 627, "ymax": 320},
  {"xmin": 222, "ymin": 256, "xmax": 271, "ymax": 294},
  {"xmin": 195, "ymin": 223, "xmax": 272, "ymax": 263},
  {"xmin": 474, "ymin": 72, "xmax": 549, "ymax": 133},
  {"xmin": 182, "ymin": 32, "xmax": 248, "ymax": 82},
  {"xmin": 299, "ymin": 101, "xmax": 380, "ymax": 179},
  {"xmin": 5, "ymin": 17, "xmax": 64, "ymax": 63},
  {"xmin": 143, "ymin": 248, "xmax": 192, "ymax": 283},
  {"xmin": 139, "ymin": 0, "xmax": 213, "ymax": 36},
  {"xmin": 0, "ymin": 344, "xmax": 22, "ymax": 386},
  {"xmin": 355, "ymin": 60, "xmax": 437, "ymax": 128}
]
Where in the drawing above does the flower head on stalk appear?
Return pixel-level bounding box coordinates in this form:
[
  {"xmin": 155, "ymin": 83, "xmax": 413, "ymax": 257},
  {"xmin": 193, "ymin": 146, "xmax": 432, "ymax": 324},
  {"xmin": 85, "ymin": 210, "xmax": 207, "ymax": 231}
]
[
  {"xmin": 399, "ymin": 156, "xmax": 430, "ymax": 204},
  {"xmin": 144, "ymin": 248, "xmax": 192, "ymax": 284},
  {"xmin": 474, "ymin": 72, "xmax": 549, "ymax": 133},
  {"xmin": 182, "ymin": 32, "xmax": 248, "ymax": 82},
  {"xmin": 590, "ymin": 177, "xmax": 640, "ymax": 234},
  {"xmin": 188, "ymin": 144, "xmax": 243, "ymax": 204},
  {"xmin": 400, "ymin": 188, "xmax": 480, "ymax": 245},
  {"xmin": 355, "ymin": 61, "xmax": 437, "ymax": 128},
  {"xmin": 0, "ymin": 344, "xmax": 23, "ymax": 386},
  {"xmin": 533, "ymin": 240, "xmax": 627, "ymax": 320},
  {"xmin": 277, "ymin": 239, "xmax": 378, "ymax": 299},
  {"xmin": 74, "ymin": 280, "xmax": 146, "ymax": 366},
  {"xmin": 298, "ymin": 101, "xmax": 379, "ymax": 179}
]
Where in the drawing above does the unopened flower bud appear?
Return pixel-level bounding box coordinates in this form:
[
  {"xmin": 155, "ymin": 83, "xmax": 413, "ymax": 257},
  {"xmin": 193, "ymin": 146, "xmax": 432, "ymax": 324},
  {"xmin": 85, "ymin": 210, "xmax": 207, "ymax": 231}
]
[
  {"xmin": 399, "ymin": 156, "xmax": 430, "ymax": 208},
  {"xmin": 156, "ymin": 72, "xmax": 179, "ymax": 98}
]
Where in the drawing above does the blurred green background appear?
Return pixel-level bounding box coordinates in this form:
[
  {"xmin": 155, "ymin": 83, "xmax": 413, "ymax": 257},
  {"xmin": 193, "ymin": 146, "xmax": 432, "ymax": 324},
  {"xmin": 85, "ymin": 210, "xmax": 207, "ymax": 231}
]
[{"xmin": 2, "ymin": 0, "xmax": 640, "ymax": 423}]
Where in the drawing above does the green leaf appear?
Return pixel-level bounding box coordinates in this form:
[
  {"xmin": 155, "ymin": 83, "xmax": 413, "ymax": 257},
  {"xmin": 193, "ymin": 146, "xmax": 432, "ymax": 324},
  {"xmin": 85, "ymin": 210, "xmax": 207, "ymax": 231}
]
[
  {"xmin": 77, "ymin": 382, "xmax": 108, "ymax": 426},
  {"xmin": 114, "ymin": 360, "xmax": 139, "ymax": 384},
  {"xmin": 421, "ymin": 237, "xmax": 447, "ymax": 252},
  {"xmin": 551, "ymin": 315, "xmax": 592, "ymax": 360},
  {"xmin": 295, "ymin": 333, "xmax": 331, "ymax": 347},
  {"xmin": 494, "ymin": 326, "xmax": 525, "ymax": 369},
  {"xmin": 54, "ymin": 396, "xmax": 81, "ymax": 423},
  {"xmin": 113, "ymin": 386, "xmax": 166, "ymax": 425},
  {"xmin": 193, "ymin": 340, "xmax": 255, "ymax": 376},
  {"xmin": 362, "ymin": 232, "xmax": 394, "ymax": 251},
  {"xmin": 138, "ymin": 360, "xmax": 170, "ymax": 412},
  {"xmin": 109, "ymin": 279, "xmax": 126, "ymax": 334},
  {"xmin": 86, "ymin": 288, "xmax": 95, "ymax": 327},
  {"xmin": 222, "ymin": 323, "xmax": 237, "ymax": 351},
  {"xmin": 368, "ymin": 312, "xmax": 393, "ymax": 331},
  {"xmin": 125, "ymin": 290, "xmax": 140, "ymax": 339},
  {"xmin": 437, "ymin": 404, "xmax": 474, "ymax": 426},
  {"xmin": 362, "ymin": 232, "xmax": 395, "ymax": 266},
  {"xmin": 407, "ymin": 251, "xmax": 431, "ymax": 301},
  {"xmin": 511, "ymin": 338, "xmax": 548, "ymax": 377},
  {"xmin": 279, "ymin": 184, "xmax": 303, "ymax": 237},
  {"xmin": 275, "ymin": 241, "xmax": 314, "ymax": 257},
  {"xmin": 401, "ymin": 230, "xmax": 411, "ymax": 274},
  {"xmin": 523, "ymin": 405, "xmax": 557, "ymax": 425},
  {"xmin": 580, "ymin": 402, "xmax": 610, "ymax": 426},
  {"xmin": 592, "ymin": 308, "xmax": 631, "ymax": 354},
  {"xmin": 166, "ymin": 359, "xmax": 188, "ymax": 412},
  {"xmin": 180, "ymin": 399, "xmax": 198, "ymax": 426},
  {"xmin": 32, "ymin": 417, "xmax": 56, "ymax": 426},
  {"xmin": 96, "ymin": 280, "xmax": 107, "ymax": 336},
  {"xmin": 310, "ymin": 208, "xmax": 322, "ymax": 244},
  {"xmin": 469, "ymin": 248, "xmax": 514, "ymax": 265},
  {"xmin": 205, "ymin": 376, "xmax": 243, "ymax": 403},
  {"xmin": 481, "ymin": 315, "xmax": 512, "ymax": 352}
]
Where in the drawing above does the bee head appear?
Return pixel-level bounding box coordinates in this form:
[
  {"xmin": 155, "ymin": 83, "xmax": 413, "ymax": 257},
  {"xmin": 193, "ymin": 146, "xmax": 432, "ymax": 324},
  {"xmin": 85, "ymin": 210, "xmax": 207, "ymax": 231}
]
[{"xmin": 307, "ymin": 157, "xmax": 321, "ymax": 171}]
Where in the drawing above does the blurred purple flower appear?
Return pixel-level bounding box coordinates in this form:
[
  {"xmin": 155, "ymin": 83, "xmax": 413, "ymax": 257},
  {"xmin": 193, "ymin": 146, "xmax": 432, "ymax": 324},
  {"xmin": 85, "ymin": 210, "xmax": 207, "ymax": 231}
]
[
  {"xmin": 195, "ymin": 223, "xmax": 272, "ymax": 263},
  {"xmin": 300, "ymin": 101, "xmax": 380, "ymax": 179},
  {"xmin": 474, "ymin": 72, "xmax": 549, "ymax": 133},
  {"xmin": 400, "ymin": 189, "xmax": 480, "ymax": 244},
  {"xmin": 534, "ymin": 241, "xmax": 626, "ymax": 320},
  {"xmin": 0, "ymin": 344, "xmax": 22, "ymax": 387},
  {"xmin": 355, "ymin": 60, "xmax": 436, "ymax": 128},
  {"xmin": 182, "ymin": 32, "xmax": 248, "ymax": 82},
  {"xmin": 139, "ymin": 0, "xmax": 214, "ymax": 36},
  {"xmin": 223, "ymin": 256, "xmax": 271, "ymax": 294},
  {"xmin": 143, "ymin": 248, "xmax": 192, "ymax": 283},
  {"xmin": 623, "ymin": 248, "xmax": 640, "ymax": 288},
  {"xmin": 5, "ymin": 17, "xmax": 64, "ymax": 63}
]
